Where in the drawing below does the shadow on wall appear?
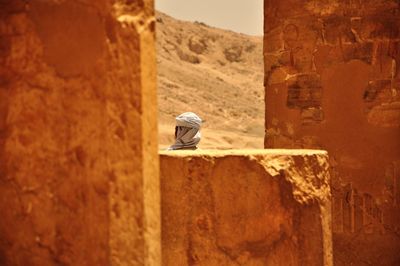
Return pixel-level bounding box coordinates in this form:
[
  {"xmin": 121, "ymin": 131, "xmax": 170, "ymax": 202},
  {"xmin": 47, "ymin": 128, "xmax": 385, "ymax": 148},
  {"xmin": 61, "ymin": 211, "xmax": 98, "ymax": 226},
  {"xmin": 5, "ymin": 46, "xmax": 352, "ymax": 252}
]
[{"xmin": 264, "ymin": 0, "xmax": 400, "ymax": 265}]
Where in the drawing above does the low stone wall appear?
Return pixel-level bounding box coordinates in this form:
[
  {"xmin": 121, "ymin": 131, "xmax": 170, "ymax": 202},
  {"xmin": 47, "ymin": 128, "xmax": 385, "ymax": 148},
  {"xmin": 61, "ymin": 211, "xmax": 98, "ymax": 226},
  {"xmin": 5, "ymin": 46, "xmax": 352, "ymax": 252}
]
[{"xmin": 160, "ymin": 150, "xmax": 333, "ymax": 266}]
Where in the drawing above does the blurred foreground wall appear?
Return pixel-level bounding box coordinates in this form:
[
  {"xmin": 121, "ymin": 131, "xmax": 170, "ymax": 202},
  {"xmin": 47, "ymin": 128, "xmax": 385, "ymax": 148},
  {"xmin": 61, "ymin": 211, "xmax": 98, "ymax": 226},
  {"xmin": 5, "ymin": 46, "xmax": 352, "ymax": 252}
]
[
  {"xmin": 264, "ymin": 0, "xmax": 400, "ymax": 264},
  {"xmin": 0, "ymin": 0, "xmax": 160, "ymax": 265}
]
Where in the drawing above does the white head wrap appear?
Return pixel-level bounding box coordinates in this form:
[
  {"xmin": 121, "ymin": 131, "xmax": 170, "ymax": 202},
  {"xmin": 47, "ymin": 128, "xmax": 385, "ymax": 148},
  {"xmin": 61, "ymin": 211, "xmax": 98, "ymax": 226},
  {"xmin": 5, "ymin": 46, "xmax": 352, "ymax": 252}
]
[{"xmin": 168, "ymin": 112, "xmax": 202, "ymax": 150}]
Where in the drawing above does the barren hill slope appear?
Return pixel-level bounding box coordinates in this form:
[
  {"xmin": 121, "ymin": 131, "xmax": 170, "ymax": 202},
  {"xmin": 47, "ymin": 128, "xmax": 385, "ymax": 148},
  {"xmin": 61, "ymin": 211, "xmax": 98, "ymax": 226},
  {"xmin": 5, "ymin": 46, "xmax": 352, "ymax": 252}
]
[{"xmin": 156, "ymin": 12, "xmax": 264, "ymax": 149}]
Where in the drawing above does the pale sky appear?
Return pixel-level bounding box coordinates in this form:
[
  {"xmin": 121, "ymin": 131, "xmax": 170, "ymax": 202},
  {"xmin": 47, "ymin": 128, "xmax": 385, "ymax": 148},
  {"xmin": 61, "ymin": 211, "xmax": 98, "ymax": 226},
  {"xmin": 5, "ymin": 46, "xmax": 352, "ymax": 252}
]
[{"xmin": 155, "ymin": 0, "xmax": 264, "ymax": 36}]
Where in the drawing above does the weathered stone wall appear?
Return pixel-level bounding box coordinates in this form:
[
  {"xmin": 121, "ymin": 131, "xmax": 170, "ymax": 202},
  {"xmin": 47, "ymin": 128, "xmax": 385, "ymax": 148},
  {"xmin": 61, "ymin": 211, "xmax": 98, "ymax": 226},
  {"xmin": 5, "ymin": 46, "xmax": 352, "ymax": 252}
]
[
  {"xmin": 0, "ymin": 1, "xmax": 160, "ymax": 265},
  {"xmin": 264, "ymin": 0, "xmax": 400, "ymax": 264},
  {"xmin": 160, "ymin": 150, "xmax": 333, "ymax": 266}
]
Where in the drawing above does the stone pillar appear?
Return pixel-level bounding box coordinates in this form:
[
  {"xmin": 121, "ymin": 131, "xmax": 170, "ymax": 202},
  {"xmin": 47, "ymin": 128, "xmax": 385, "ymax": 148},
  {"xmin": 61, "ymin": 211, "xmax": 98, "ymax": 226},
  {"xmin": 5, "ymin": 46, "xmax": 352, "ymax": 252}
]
[
  {"xmin": 0, "ymin": 1, "xmax": 160, "ymax": 265},
  {"xmin": 160, "ymin": 150, "xmax": 333, "ymax": 266},
  {"xmin": 264, "ymin": 0, "xmax": 400, "ymax": 264}
]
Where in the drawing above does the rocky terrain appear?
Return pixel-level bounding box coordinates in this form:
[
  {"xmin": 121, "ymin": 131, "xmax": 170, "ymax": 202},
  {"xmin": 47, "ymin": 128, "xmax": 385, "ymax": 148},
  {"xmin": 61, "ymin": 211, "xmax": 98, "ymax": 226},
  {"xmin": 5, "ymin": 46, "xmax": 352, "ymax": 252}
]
[{"xmin": 156, "ymin": 11, "xmax": 264, "ymax": 149}]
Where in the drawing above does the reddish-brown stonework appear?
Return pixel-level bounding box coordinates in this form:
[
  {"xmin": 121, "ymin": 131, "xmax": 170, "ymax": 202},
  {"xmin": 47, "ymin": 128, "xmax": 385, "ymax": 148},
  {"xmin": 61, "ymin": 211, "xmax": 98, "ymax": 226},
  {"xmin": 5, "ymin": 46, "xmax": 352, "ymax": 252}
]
[
  {"xmin": 161, "ymin": 150, "xmax": 333, "ymax": 266},
  {"xmin": 0, "ymin": 1, "xmax": 160, "ymax": 265},
  {"xmin": 264, "ymin": 0, "xmax": 400, "ymax": 265}
]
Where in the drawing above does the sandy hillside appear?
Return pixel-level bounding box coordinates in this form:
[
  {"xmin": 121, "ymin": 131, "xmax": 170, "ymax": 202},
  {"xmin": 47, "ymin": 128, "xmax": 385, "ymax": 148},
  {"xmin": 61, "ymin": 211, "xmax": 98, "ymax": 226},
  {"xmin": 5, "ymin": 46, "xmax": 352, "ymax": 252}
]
[{"xmin": 156, "ymin": 11, "xmax": 264, "ymax": 149}]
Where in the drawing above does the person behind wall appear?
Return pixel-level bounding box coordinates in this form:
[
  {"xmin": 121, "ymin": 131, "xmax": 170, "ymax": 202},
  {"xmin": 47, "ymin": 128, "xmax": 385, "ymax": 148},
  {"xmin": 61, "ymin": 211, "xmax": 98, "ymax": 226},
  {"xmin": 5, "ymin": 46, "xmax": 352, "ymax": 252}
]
[{"xmin": 167, "ymin": 112, "xmax": 202, "ymax": 150}]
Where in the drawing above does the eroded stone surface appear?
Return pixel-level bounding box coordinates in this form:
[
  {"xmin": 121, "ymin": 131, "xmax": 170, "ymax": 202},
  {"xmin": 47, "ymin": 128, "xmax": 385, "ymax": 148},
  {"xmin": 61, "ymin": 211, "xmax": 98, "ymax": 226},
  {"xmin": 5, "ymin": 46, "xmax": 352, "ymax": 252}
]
[
  {"xmin": 0, "ymin": 1, "xmax": 160, "ymax": 265},
  {"xmin": 264, "ymin": 0, "xmax": 400, "ymax": 264},
  {"xmin": 160, "ymin": 149, "xmax": 332, "ymax": 266}
]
